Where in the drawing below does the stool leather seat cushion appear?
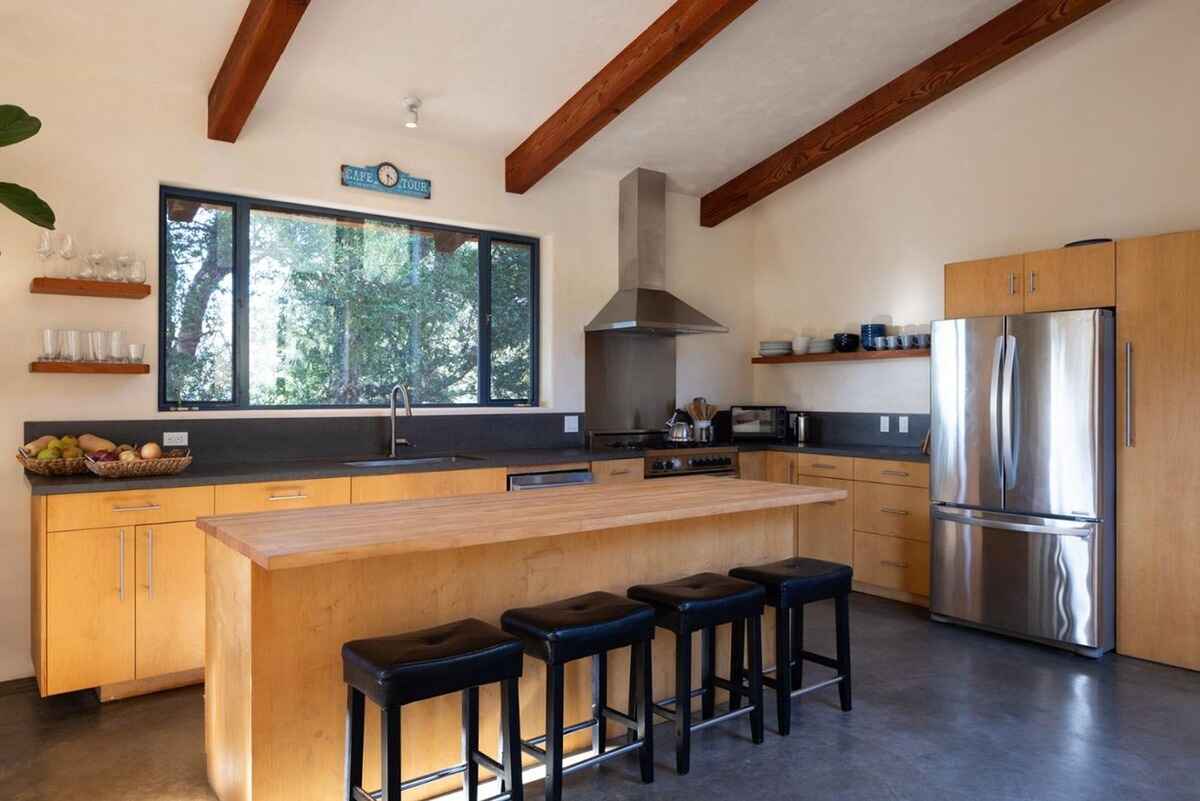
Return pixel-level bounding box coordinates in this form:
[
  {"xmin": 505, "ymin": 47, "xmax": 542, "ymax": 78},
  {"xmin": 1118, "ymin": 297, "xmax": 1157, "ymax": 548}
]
[
  {"xmin": 627, "ymin": 572, "xmax": 765, "ymax": 630},
  {"xmin": 501, "ymin": 591, "xmax": 655, "ymax": 665},
  {"xmin": 342, "ymin": 617, "xmax": 523, "ymax": 707},
  {"xmin": 730, "ymin": 557, "xmax": 853, "ymax": 607}
]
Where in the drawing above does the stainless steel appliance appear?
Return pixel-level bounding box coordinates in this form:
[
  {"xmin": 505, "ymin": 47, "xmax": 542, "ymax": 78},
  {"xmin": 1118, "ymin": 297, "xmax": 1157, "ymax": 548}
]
[
  {"xmin": 508, "ymin": 469, "xmax": 595, "ymax": 491},
  {"xmin": 730, "ymin": 405, "xmax": 789, "ymax": 441},
  {"xmin": 929, "ymin": 309, "xmax": 1115, "ymax": 656},
  {"xmin": 792, "ymin": 411, "xmax": 813, "ymax": 444},
  {"xmin": 588, "ymin": 431, "xmax": 737, "ymax": 479}
]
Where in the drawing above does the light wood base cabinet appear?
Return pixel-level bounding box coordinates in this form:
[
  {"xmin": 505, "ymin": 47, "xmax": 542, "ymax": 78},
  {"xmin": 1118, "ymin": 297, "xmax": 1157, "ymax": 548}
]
[
  {"xmin": 795, "ymin": 477, "xmax": 854, "ymax": 565},
  {"xmin": 134, "ymin": 522, "xmax": 205, "ymax": 679},
  {"xmin": 350, "ymin": 467, "xmax": 507, "ymax": 503}
]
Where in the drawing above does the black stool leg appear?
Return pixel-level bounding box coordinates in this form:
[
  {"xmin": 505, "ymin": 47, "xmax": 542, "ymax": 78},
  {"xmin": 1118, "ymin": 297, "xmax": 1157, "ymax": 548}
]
[
  {"xmin": 344, "ymin": 687, "xmax": 365, "ymax": 801},
  {"xmin": 591, "ymin": 651, "xmax": 607, "ymax": 755},
  {"xmin": 728, "ymin": 618, "xmax": 745, "ymax": 711},
  {"xmin": 700, "ymin": 626, "xmax": 716, "ymax": 720},
  {"xmin": 381, "ymin": 706, "xmax": 402, "ymax": 801},
  {"xmin": 500, "ymin": 677, "xmax": 524, "ymax": 801},
  {"xmin": 836, "ymin": 592, "xmax": 852, "ymax": 712},
  {"xmin": 774, "ymin": 606, "xmax": 792, "ymax": 736},
  {"xmin": 544, "ymin": 664, "xmax": 565, "ymax": 801},
  {"xmin": 462, "ymin": 687, "xmax": 479, "ymax": 801},
  {"xmin": 674, "ymin": 630, "xmax": 692, "ymax": 775},
  {"xmin": 791, "ymin": 602, "xmax": 805, "ymax": 690},
  {"xmin": 747, "ymin": 614, "xmax": 765, "ymax": 745},
  {"xmin": 634, "ymin": 638, "xmax": 654, "ymax": 784}
]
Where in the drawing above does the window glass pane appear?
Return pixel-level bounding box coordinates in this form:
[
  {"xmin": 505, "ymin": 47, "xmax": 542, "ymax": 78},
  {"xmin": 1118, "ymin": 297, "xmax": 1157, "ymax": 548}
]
[
  {"xmin": 490, "ymin": 240, "xmax": 534, "ymax": 401},
  {"xmin": 248, "ymin": 208, "xmax": 481, "ymax": 406},
  {"xmin": 162, "ymin": 198, "xmax": 235, "ymax": 404}
]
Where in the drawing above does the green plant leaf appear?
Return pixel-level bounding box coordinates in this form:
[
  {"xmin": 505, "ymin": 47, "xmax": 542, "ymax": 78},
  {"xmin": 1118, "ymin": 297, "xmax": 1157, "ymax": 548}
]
[
  {"xmin": 0, "ymin": 182, "xmax": 55, "ymax": 229},
  {"xmin": 0, "ymin": 105, "xmax": 41, "ymax": 147}
]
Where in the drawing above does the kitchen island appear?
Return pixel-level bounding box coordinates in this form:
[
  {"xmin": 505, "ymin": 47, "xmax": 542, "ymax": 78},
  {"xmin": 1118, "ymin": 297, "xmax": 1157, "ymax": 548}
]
[{"xmin": 199, "ymin": 476, "xmax": 844, "ymax": 801}]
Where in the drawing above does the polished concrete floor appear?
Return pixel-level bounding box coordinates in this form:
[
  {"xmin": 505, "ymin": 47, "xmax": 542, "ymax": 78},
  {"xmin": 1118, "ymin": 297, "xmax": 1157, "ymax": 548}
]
[{"xmin": 3, "ymin": 594, "xmax": 1198, "ymax": 801}]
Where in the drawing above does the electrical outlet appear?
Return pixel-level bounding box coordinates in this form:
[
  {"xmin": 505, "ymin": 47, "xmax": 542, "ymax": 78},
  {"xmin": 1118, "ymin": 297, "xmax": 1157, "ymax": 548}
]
[
  {"xmin": 879, "ymin": 415, "xmax": 890, "ymax": 433},
  {"xmin": 163, "ymin": 431, "xmax": 188, "ymax": 447},
  {"xmin": 898, "ymin": 416, "xmax": 909, "ymax": 434},
  {"xmin": 563, "ymin": 415, "xmax": 579, "ymax": 434}
]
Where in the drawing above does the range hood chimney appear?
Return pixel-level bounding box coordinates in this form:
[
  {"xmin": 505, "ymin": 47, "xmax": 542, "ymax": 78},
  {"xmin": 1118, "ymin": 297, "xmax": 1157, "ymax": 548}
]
[{"xmin": 585, "ymin": 168, "xmax": 727, "ymax": 336}]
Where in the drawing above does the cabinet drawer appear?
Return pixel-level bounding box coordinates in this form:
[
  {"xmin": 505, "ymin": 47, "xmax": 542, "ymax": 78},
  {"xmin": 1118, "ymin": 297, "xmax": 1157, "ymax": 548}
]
[
  {"xmin": 351, "ymin": 468, "xmax": 507, "ymax": 504},
  {"xmin": 853, "ymin": 458, "xmax": 929, "ymax": 488},
  {"xmin": 214, "ymin": 478, "xmax": 351, "ymax": 515},
  {"xmin": 853, "ymin": 483, "xmax": 930, "ymax": 542},
  {"xmin": 47, "ymin": 486, "xmax": 214, "ymax": 532},
  {"xmin": 853, "ymin": 531, "xmax": 930, "ymax": 597},
  {"xmin": 795, "ymin": 454, "xmax": 854, "ymax": 480},
  {"xmin": 796, "ymin": 478, "xmax": 854, "ymax": 565},
  {"xmin": 591, "ymin": 458, "xmax": 644, "ymax": 483}
]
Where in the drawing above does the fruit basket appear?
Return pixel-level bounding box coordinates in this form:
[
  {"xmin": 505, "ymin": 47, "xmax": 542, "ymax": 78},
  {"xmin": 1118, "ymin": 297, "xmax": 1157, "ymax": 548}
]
[
  {"xmin": 86, "ymin": 449, "xmax": 193, "ymax": 479},
  {"xmin": 16, "ymin": 449, "xmax": 89, "ymax": 476}
]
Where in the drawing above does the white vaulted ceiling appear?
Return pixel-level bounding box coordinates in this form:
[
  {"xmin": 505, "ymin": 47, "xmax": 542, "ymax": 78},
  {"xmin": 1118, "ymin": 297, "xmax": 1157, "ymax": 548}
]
[{"xmin": 5, "ymin": 0, "xmax": 1015, "ymax": 195}]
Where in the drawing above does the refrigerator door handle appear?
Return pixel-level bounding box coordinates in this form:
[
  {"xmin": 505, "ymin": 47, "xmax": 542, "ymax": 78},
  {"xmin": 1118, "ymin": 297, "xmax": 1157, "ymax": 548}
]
[
  {"xmin": 989, "ymin": 335, "xmax": 1005, "ymax": 486},
  {"xmin": 932, "ymin": 509, "xmax": 1093, "ymax": 539},
  {"xmin": 1001, "ymin": 334, "xmax": 1018, "ymax": 489}
]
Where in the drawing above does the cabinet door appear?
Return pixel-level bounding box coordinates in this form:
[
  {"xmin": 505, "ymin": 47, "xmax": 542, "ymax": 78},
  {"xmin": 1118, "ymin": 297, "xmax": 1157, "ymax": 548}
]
[
  {"xmin": 795, "ymin": 477, "xmax": 853, "ymax": 565},
  {"xmin": 1024, "ymin": 242, "xmax": 1115, "ymax": 313},
  {"xmin": 944, "ymin": 255, "xmax": 1024, "ymax": 318},
  {"xmin": 351, "ymin": 468, "xmax": 508, "ymax": 503},
  {"xmin": 135, "ymin": 522, "xmax": 204, "ymax": 678},
  {"xmin": 765, "ymin": 452, "xmax": 796, "ymax": 483},
  {"xmin": 46, "ymin": 526, "xmax": 135, "ymax": 693},
  {"xmin": 737, "ymin": 451, "xmax": 766, "ymax": 481},
  {"xmin": 1116, "ymin": 232, "xmax": 1200, "ymax": 671}
]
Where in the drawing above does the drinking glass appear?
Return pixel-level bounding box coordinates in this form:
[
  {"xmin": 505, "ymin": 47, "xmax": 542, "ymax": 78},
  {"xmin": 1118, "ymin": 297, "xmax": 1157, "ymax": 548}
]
[
  {"xmin": 108, "ymin": 330, "xmax": 126, "ymax": 362},
  {"xmin": 59, "ymin": 330, "xmax": 81, "ymax": 362},
  {"xmin": 127, "ymin": 343, "xmax": 146, "ymax": 363},
  {"xmin": 127, "ymin": 259, "xmax": 147, "ymax": 284},
  {"xmin": 89, "ymin": 331, "xmax": 106, "ymax": 362},
  {"xmin": 40, "ymin": 328, "xmax": 58, "ymax": 361},
  {"xmin": 82, "ymin": 250, "xmax": 104, "ymax": 280},
  {"xmin": 103, "ymin": 256, "xmax": 124, "ymax": 282},
  {"xmin": 114, "ymin": 252, "xmax": 133, "ymax": 282}
]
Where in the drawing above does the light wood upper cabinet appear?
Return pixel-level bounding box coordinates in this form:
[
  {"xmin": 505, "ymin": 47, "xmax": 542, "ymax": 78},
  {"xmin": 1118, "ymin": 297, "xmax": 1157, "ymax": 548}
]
[
  {"xmin": 135, "ymin": 522, "xmax": 205, "ymax": 679},
  {"xmin": 945, "ymin": 255, "xmax": 1024, "ymax": 318},
  {"xmin": 351, "ymin": 467, "xmax": 507, "ymax": 503},
  {"xmin": 46, "ymin": 526, "xmax": 135, "ymax": 694},
  {"xmin": 591, "ymin": 458, "xmax": 644, "ymax": 483},
  {"xmin": 1115, "ymin": 231, "xmax": 1200, "ymax": 671},
  {"xmin": 214, "ymin": 478, "xmax": 351, "ymax": 515},
  {"xmin": 1024, "ymin": 242, "xmax": 1115, "ymax": 313}
]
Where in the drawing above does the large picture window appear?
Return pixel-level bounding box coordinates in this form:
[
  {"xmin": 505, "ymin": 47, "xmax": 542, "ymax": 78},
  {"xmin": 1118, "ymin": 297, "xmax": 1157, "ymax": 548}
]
[{"xmin": 160, "ymin": 187, "xmax": 538, "ymax": 410}]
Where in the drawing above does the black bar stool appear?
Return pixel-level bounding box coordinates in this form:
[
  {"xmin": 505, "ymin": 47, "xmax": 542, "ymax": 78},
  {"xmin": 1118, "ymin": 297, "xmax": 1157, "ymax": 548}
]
[
  {"xmin": 626, "ymin": 572, "xmax": 766, "ymax": 775},
  {"xmin": 342, "ymin": 618, "xmax": 525, "ymax": 801},
  {"xmin": 501, "ymin": 591, "xmax": 655, "ymax": 801},
  {"xmin": 729, "ymin": 557, "xmax": 853, "ymax": 735}
]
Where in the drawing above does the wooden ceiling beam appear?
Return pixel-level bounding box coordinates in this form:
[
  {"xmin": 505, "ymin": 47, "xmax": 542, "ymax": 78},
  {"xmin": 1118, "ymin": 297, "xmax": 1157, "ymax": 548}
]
[
  {"xmin": 699, "ymin": 0, "xmax": 1113, "ymax": 227},
  {"xmin": 208, "ymin": 0, "xmax": 310, "ymax": 142},
  {"xmin": 505, "ymin": 0, "xmax": 758, "ymax": 194}
]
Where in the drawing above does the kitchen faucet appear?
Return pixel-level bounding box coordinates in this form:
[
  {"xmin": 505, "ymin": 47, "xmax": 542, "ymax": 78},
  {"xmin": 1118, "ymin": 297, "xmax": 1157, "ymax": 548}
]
[{"xmin": 390, "ymin": 384, "xmax": 414, "ymax": 457}]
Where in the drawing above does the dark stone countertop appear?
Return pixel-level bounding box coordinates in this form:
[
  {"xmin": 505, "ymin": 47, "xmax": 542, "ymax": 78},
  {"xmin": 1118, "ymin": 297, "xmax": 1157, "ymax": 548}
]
[
  {"xmin": 745, "ymin": 442, "xmax": 929, "ymax": 463},
  {"xmin": 24, "ymin": 447, "xmax": 635, "ymax": 496}
]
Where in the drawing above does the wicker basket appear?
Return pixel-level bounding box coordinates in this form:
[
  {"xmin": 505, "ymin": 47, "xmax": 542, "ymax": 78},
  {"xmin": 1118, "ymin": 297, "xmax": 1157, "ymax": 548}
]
[
  {"xmin": 85, "ymin": 450, "xmax": 193, "ymax": 479},
  {"xmin": 16, "ymin": 449, "xmax": 90, "ymax": 476}
]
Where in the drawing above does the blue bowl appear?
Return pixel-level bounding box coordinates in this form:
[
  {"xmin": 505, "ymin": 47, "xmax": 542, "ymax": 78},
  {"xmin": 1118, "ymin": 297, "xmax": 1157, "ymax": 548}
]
[{"xmin": 861, "ymin": 324, "xmax": 886, "ymax": 350}]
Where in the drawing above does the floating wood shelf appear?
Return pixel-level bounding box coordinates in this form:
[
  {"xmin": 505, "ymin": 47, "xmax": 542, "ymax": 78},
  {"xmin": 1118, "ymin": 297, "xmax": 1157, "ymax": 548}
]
[
  {"xmin": 30, "ymin": 277, "xmax": 151, "ymax": 300},
  {"xmin": 752, "ymin": 348, "xmax": 930, "ymax": 365},
  {"xmin": 30, "ymin": 361, "xmax": 150, "ymax": 374}
]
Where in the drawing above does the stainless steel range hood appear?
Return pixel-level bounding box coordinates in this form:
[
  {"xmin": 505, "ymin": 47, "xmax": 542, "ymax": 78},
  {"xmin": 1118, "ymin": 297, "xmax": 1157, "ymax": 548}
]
[{"xmin": 585, "ymin": 168, "xmax": 727, "ymax": 336}]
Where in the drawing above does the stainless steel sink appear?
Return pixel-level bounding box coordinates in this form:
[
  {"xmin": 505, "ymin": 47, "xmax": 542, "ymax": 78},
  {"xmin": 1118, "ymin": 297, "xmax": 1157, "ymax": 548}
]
[{"xmin": 344, "ymin": 454, "xmax": 486, "ymax": 468}]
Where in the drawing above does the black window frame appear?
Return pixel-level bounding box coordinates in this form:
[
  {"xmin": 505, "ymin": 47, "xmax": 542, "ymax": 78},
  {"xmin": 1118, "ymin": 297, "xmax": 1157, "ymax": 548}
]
[{"xmin": 158, "ymin": 185, "xmax": 540, "ymax": 411}]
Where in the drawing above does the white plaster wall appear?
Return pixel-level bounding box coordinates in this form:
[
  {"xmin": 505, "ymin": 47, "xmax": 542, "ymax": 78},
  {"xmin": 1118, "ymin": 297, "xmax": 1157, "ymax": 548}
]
[{"xmin": 750, "ymin": 0, "xmax": 1200, "ymax": 413}]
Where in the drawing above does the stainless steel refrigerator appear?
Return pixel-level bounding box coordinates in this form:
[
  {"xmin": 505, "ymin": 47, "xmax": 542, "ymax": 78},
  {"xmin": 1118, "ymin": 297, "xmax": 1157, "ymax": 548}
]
[{"xmin": 929, "ymin": 308, "xmax": 1115, "ymax": 656}]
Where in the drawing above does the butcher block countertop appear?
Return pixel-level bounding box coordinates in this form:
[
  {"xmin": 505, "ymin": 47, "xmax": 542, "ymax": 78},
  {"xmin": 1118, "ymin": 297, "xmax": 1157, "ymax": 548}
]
[{"xmin": 197, "ymin": 476, "xmax": 845, "ymax": 570}]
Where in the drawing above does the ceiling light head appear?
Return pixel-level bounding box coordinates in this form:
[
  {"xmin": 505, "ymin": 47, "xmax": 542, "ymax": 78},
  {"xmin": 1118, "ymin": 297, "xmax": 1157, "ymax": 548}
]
[{"xmin": 403, "ymin": 96, "xmax": 421, "ymax": 129}]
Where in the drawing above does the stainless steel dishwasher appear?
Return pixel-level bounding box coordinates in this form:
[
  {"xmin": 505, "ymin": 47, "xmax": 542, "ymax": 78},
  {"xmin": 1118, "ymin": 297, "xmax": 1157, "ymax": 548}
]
[{"xmin": 507, "ymin": 469, "xmax": 595, "ymax": 491}]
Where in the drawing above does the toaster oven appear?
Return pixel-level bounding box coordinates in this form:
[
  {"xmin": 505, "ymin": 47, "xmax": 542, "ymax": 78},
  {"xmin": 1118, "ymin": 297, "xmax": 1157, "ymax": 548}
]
[{"xmin": 729, "ymin": 405, "xmax": 789, "ymax": 441}]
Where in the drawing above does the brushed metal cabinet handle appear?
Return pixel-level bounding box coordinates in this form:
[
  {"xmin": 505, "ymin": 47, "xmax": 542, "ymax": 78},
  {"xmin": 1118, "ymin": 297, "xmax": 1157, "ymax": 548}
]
[
  {"xmin": 1029, "ymin": 271, "xmax": 1038, "ymax": 294},
  {"xmin": 881, "ymin": 469, "xmax": 909, "ymax": 477},
  {"xmin": 1125, "ymin": 342, "xmax": 1133, "ymax": 447},
  {"xmin": 147, "ymin": 528, "xmax": 154, "ymax": 600},
  {"xmin": 113, "ymin": 503, "xmax": 162, "ymax": 513},
  {"xmin": 880, "ymin": 507, "xmax": 911, "ymax": 516},
  {"xmin": 812, "ymin": 463, "xmax": 837, "ymax": 470},
  {"xmin": 1008, "ymin": 273, "xmax": 1016, "ymax": 295},
  {"xmin": 118, "ymin": 529, "xmax": 126, "ymax": 601},
  {"xmin": 267, "ymin": 493, "xmax": 308, "ymax": 502},
  {"xmin": 609, "ymin": 469, "xmax": 631, "ymax": 476},
  {"xmin": 881, "ymin": 559, "xmax": 910, "ymax": 569}
]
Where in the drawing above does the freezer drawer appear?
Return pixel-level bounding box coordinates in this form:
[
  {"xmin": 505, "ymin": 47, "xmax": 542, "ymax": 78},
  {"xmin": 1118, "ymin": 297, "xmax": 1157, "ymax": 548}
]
[{"xmin": 930, "ymin": 507, "xmax": 1105, "ymax": 650}]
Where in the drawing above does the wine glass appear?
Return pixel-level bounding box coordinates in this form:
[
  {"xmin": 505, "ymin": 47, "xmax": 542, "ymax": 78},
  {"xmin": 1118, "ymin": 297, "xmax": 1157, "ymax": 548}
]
[
  {"xmin": 36, "ymin": 231, "xmax": 56, "ymax": 277},
  {"xmin": 57, "ymin": 234, "xmax": 79, "ymax": 279}
]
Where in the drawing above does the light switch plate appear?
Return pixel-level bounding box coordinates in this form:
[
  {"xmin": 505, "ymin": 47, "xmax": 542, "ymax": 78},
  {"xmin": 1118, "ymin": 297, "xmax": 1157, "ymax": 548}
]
[
  {"xmin": 163, "ymin": 431, "xmax": 188, "ymax": 447},
  {"xmin": 563, "ymin": 415, "xmax": 579, "ymax": 434},
  {"xmin": 879, "ymin": 415, "xmax": 890, "ymax": 433},
  {"xmin": 898, "ymin": 416, "xmax": 909, "ymax": 434}
]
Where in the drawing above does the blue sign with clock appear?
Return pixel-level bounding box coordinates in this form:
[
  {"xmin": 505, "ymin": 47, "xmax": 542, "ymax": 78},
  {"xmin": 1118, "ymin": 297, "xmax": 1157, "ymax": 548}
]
[{"xmin": 340, "ymin": 162, "xmax": 432, "ymax": 199}]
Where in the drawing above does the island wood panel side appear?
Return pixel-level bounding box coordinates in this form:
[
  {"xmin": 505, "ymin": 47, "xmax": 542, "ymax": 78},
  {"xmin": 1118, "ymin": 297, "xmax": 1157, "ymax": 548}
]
[
  {"xmin": 236, "ymin": 508, "xmax": 793, "ymax": 801},
  {"xmin": 206, "ymin": 536, "xmax": 254, "ymax": 801}
]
